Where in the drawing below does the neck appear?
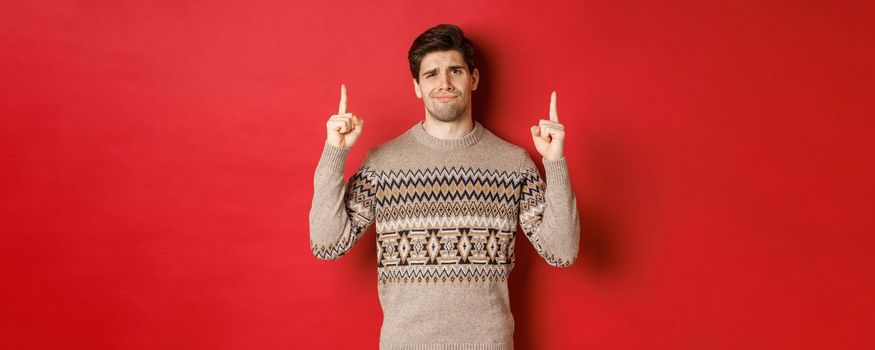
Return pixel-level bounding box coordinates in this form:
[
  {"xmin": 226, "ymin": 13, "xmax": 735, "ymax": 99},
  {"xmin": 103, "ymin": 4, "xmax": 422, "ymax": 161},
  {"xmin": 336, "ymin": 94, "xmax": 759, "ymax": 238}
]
[
  {"xmin": 410, "ymin": 118, "xmax": 485, "ymax": 150},
  {"xmin": 422, "ymin": 115, "xmax": 474, "ymax": 140}
]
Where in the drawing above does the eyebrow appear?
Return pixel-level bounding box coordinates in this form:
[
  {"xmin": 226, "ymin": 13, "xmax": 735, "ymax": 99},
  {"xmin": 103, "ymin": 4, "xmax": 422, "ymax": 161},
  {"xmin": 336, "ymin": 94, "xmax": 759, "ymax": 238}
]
[{"xmin": 421, "ymin": 65, "xmax": 466, "ymax": 76}]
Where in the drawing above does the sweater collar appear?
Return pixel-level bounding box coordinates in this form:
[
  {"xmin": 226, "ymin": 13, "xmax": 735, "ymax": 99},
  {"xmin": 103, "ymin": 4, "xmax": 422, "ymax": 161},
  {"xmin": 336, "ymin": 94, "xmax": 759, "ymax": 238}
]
[{"xmin": 409, "ymin": 120, "xmax": 486, "ymax": 150}]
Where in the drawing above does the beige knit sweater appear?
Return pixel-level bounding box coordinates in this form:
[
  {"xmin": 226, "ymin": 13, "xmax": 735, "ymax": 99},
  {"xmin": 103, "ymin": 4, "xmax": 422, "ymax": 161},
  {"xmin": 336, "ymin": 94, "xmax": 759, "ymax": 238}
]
[{"xmin": 309, "ymin": 120, "xmax": 580, "ymax": 350}]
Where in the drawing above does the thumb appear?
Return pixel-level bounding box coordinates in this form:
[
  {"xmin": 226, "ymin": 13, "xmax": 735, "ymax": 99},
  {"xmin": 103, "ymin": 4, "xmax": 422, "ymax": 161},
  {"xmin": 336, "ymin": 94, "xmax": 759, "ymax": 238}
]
[{"xmin": 531, "ymin": 125, "xmax": 540, "ymax": 137}]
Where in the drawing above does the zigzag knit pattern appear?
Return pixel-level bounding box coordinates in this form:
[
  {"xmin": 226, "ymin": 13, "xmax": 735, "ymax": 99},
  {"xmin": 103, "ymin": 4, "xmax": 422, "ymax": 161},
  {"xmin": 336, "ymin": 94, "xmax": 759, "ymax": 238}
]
[{"xmin": 310, "ymin": 161, "xmax": 573, "ymax": 283}]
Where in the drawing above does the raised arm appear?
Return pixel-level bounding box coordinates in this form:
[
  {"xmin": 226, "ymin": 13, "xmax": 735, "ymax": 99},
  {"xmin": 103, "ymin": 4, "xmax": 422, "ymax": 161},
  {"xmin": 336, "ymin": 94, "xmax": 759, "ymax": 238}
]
[
  {"xmin": 308, "ymin": 83, "xmax": 376, "ymax": 260},
  {"xmin": 517, "ymin": 152, "xmax": 580, "ymax": 267},
  {"xmin": 520, "ymin": 91, "xmax": 581, "ymax": 267}
]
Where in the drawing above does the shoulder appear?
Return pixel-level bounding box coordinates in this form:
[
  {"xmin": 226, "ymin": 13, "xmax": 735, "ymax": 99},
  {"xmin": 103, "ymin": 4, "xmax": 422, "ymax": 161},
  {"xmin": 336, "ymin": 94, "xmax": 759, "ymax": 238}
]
[
  {"xmin": 477, "ymin": 128, "xmax": 525, "ymax": 155},
  {"xmin": 359, "ymin": 129, "xmax": 412, "ymax": 168},
  {"xmin": 480, "ymin": 129, "xmax": 532, "ymax": 169}
]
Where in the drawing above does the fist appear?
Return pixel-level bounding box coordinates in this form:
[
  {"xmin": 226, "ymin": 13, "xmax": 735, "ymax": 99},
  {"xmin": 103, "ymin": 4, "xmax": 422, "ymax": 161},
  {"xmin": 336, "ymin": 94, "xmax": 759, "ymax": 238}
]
[{"xmin": 326, "ymin": 83, "xmax": 364, "ymax": 149}]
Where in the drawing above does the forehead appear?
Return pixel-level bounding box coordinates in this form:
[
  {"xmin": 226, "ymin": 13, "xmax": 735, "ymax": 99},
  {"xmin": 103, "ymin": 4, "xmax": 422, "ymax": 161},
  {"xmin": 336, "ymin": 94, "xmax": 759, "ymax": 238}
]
[{"xmin": 420, "ymin": 50, "xmax": 466, "ymax": 69}]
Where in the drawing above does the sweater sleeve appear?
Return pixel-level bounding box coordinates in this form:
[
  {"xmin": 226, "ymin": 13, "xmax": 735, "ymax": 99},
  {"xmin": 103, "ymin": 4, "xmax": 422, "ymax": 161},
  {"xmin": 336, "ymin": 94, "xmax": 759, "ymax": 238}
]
[
  {"xmin": 517, "ymin": 151, "xmax": 581, "ymax": 267},
  {"xmin": 309, "ymin": 141, "xmax": 378, "ymax": 260}
]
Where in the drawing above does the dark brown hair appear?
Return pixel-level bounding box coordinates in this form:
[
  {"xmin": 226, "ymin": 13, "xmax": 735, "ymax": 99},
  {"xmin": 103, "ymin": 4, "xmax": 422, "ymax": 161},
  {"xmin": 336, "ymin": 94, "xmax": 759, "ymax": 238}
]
[{"xmin": 408, "ymin": 24, "xmax": 475, "ymax": 82}]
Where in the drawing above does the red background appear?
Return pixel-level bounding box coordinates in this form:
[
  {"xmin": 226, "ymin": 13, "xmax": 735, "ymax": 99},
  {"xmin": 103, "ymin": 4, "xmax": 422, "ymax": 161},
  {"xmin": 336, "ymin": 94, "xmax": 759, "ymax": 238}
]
[{"xmin": 2, "ymin": 1, "xmax": 873, "ymax": 349}]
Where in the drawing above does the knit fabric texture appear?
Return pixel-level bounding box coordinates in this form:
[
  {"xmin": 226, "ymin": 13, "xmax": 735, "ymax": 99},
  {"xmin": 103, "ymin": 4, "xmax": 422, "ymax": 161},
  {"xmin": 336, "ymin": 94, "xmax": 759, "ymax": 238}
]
[{"xmin": 309, "ymin": 120, "xmax": 580, "ymax": 350}]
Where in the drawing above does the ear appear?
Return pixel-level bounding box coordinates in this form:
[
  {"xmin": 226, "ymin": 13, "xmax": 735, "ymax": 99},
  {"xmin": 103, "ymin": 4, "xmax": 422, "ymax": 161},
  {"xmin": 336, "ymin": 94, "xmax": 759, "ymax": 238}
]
[
  {"xmin": 472, "ymin": 68, "xmax": 480, "ymax": 91},
  {"xmin": 413, "ymin": 78, "xmax": 422, "ymax": 99}
]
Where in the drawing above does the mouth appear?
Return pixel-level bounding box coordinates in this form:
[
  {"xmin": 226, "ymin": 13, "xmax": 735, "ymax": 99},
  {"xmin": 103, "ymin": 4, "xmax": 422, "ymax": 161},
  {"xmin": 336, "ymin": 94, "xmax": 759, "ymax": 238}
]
[{"xmin": 434, "ymin": 95, "xmax": 458, "ymax": 101}]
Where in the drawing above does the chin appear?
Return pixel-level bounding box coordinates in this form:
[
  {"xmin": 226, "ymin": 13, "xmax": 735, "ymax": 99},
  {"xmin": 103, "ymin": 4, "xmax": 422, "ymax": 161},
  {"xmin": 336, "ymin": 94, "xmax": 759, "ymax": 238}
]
[{"xmin": 429, "ymin": 112, "xmax": 458, "ymax": 122}]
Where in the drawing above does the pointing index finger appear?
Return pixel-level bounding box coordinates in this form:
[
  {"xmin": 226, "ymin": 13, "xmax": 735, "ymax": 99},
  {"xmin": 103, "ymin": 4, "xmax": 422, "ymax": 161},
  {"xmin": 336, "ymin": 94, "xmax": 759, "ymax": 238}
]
[
  {"xmin": 549, "ymin": 91, "xmax": 558, "ymax": 122},
  {"xmin": 339, "ymin": 83, "xmax": 347, "ymax": 114}
]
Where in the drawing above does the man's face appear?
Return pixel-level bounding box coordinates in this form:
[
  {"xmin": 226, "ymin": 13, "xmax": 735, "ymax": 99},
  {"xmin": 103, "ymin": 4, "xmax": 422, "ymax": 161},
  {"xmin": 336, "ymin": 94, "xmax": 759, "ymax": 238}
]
[{"xmin": 413, "ymin": 50, "xmax": 479, "ymax": 122}]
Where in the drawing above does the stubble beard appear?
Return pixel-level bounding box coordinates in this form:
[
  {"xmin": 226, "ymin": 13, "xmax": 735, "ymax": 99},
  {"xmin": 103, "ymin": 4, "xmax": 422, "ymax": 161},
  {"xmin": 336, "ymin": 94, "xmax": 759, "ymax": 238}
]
[{"xmin": 426, "ymin": 96, "xmax": 468, "ymax": 122}]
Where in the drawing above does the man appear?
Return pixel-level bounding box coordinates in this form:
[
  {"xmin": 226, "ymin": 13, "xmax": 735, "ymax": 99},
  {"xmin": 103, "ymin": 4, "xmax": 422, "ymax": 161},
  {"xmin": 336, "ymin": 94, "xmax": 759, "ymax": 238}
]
[{"xmin": 309, "ymin": 23, "xmax": 580, "ymax": 350}]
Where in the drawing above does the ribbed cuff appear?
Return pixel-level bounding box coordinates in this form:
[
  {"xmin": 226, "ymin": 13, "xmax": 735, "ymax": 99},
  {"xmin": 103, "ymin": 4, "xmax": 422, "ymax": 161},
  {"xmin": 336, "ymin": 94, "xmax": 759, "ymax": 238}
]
[
  {"xmin": 381, "ymin": 342, "xmax": 512, "ymax": 350},
  {"xmin": 317, "ymin": 140, "xmax": 350, "ymax": 175},
  {"xmin": 542, "ymin": 155, "xmax": 570, "ymax": 186}
]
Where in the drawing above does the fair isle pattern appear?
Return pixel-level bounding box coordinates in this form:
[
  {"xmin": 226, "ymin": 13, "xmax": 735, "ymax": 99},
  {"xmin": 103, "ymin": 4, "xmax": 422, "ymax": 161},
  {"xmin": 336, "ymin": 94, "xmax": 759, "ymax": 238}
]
[
  {"xmin": 309, "ymin": 166, "xmax": 378, "ymax": 260},
  {"xmin": 374, "ymin": 166, "xmax": 520, "ymax": 232},
  {"xmin": 311, "ymin": 162, "xmax": 573, "ymax": 274},
  {"xmin": 518, "ymin": 167, "xmax": 574, "ymax": 267},
  {"xmin": 373, "ymin": 164, "xmax": 571, "ymax": 284},
  {"xmin": 373, "ymin": 166, "xmax": 519, "ymax": 284},
  {"xmin": 378, "ymin": 228, "xmax": 515, "ymax": 266},
  {"xmin": 310, "ymin": 161, "xmax": 572, "ymax": 274},
  {"xmin": 376, "ymin": 227, "xmax": 515, "ymax": 284}
]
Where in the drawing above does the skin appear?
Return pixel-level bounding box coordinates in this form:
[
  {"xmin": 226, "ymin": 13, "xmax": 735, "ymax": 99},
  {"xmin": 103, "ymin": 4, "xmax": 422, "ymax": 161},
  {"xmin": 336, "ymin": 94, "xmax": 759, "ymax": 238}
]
[
  {"xmin": 325, "ymin": 83, "xmax": 362, "ymax": 149},
  {"xmin": 412, "ymin": 50, "xmax": 479, "ymax": 140},
  {"xmin": 325, "ymin": 50, "xmax": 566, "ymax": 160}
]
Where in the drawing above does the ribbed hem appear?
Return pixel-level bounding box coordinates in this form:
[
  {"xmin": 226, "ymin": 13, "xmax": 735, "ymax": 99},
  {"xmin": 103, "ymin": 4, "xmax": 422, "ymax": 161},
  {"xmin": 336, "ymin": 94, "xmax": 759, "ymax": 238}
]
[
  {"xmin": 543, "ymin": 156, "xmax": 570, "ymax": 186},
  {"xmin": 409, "ymin": 120, "xmax": 486, "ymax": 150},
  {"xmin": 381, "ymin": 342, "xmax": 512, "ymax": 350},
  {"xmin": 317, "ymin": 140, "xmax": 350, "ymax": 175}
]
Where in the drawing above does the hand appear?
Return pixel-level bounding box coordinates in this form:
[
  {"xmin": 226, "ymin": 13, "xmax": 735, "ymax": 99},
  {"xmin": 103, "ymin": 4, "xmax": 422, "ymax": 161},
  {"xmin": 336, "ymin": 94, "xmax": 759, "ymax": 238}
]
[
  {"xmin": 326, "ymin": 83, "xmax": 364, "ymax": 149},
  {"xmin": 530, "ymin": 91, "xmax": 565, "ymax": 161}
]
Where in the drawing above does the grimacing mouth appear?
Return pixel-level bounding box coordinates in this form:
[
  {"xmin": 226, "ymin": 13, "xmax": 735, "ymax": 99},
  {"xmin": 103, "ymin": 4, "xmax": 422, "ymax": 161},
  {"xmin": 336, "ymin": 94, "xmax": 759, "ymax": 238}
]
[{"xmin": 431, "ymin": 92, "xmax": 461, "ymax": 99}]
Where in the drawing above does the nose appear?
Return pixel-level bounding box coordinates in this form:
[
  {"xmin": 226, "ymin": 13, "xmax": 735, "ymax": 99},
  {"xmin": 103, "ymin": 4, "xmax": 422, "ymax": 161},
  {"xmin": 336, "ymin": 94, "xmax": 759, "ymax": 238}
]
[{"xmin": 438, "ymin": 72, "xmax": 453, "ymax": 91}]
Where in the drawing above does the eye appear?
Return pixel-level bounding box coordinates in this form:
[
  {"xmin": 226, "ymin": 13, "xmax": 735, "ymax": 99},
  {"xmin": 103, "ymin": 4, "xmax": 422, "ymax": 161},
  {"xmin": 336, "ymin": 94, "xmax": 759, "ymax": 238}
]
[{"xmin": 451, "ymin": 69, "xmax": 461, "ymax": 74}]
